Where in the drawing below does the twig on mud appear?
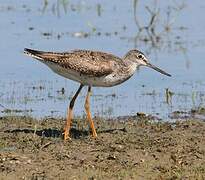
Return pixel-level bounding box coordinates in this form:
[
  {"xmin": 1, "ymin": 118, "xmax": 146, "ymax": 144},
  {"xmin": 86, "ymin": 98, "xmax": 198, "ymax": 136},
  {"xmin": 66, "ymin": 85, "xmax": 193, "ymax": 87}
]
[
  {"xmin": 40, "ymin": 142, "xmax": 53, "ymax": 149},
  {"xmin": 99, "ymin": 127, "xmax": 127, "ymax": 134}
]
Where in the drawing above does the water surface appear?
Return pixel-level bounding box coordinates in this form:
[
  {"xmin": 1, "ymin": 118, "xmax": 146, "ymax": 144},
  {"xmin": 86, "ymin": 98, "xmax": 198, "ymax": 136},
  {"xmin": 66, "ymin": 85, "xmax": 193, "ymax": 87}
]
[{"xmin": 0, "ymin": 0, "xmax": 205, "ymax": 120}]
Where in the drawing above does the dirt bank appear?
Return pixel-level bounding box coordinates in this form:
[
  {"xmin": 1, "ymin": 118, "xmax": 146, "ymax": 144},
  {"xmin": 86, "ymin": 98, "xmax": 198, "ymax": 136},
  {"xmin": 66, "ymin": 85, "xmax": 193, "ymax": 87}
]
[{"xmin": 0, "ymin": 116, "xmax": 205, "ymax": 179}]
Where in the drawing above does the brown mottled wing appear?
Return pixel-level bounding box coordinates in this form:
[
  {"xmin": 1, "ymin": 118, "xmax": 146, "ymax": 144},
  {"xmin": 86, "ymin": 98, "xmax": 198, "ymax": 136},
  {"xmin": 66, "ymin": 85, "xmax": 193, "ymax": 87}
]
[
  {"xmin": 25, "ymin": 49, "xmax": 120, "ymax": 77},
  {"xmin": 58, "ymin": 50, "xmax": 120, "ymax": 77}
]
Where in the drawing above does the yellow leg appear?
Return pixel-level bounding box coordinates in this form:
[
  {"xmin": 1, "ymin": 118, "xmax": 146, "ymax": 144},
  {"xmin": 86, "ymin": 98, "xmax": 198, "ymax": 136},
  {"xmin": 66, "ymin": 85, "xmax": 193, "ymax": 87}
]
[
  {"xmin": 84, "ymin": 86, "xmax": 97, "ymax": 138},
  {"xmin": 63, "ymin": 84, "xmax": 83, "ymax": 141}
]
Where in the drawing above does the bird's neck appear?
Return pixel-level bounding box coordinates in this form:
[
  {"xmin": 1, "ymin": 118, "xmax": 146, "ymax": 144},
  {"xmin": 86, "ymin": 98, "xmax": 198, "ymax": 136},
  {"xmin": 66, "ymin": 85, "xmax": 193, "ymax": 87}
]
[
  {"xmin": 124, "ymin": 58, "xmax": 140, "ymax": 67},
  {"xmin": 123, "ymin": 60, "xmax": 138, "ymax": 76}
]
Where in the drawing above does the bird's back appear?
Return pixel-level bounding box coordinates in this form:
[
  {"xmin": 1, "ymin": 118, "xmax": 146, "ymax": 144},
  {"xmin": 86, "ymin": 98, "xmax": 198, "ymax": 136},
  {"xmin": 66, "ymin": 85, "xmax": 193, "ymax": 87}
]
[{"xmin": 24, "ymin": 48, "xmax": 123, "ymax": 77}]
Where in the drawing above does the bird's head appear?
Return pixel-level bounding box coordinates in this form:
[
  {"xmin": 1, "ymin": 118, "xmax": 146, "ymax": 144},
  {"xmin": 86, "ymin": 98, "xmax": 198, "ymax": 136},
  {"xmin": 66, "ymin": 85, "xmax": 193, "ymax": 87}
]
[{"xmin": 124, "ymin": 49, "xmax": 171, "ymax": 77}]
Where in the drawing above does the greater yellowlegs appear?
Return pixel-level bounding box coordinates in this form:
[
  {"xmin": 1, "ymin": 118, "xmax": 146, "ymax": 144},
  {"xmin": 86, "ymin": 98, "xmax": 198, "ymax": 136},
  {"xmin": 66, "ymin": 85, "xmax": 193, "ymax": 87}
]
[{"xmin": 24, "ymin": 48, "xmax": 171, "ymax": 140}]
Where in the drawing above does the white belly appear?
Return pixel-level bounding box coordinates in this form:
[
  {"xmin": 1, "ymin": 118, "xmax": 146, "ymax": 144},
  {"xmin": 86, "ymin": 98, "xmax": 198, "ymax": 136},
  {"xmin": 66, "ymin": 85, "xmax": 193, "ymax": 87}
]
[{"xmin": 45, "ymin": 62, "xmax": 135, "ymax": 87}]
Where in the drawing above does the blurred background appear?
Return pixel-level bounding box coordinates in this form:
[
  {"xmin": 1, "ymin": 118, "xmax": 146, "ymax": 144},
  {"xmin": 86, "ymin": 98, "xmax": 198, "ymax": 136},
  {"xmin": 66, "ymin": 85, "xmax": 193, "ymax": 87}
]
[{"xmin": 0, "ymin": 0, "xmax": 205, "ymax": 120}]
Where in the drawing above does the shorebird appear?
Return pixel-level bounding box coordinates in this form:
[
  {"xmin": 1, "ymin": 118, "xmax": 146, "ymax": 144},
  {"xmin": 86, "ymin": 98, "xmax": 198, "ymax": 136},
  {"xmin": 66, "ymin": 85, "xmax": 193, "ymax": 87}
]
[{"xmin": 24, "ymin": 48, "xmax": 171, "ymax": 140}]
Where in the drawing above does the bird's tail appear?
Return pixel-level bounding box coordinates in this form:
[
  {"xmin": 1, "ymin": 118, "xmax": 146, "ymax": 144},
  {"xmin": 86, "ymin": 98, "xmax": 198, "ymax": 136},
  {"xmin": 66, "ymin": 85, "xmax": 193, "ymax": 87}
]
[{"xmin": 24, "ymin": 48, "xmax": 64, "ymax": 61}]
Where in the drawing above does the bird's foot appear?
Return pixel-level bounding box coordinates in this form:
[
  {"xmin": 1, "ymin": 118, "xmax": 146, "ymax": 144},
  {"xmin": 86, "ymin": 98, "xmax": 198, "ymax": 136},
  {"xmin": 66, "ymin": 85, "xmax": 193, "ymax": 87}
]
[
  {"xmin": 92, "ymin": 131, "xmax": 97, "ymax": 139},
  {"xmin": 62, "ymin": 130, "xmax": 71, "ymax": 141}
]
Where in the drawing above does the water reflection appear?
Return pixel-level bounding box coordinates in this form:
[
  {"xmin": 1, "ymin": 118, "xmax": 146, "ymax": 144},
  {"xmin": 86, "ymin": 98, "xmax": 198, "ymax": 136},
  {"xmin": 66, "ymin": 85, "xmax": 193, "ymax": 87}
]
[
  {"xmin": 133, "ymin": 1, "xmax": 186, "ymax": 50},
  {"xmin": 131, "ymin": 0, "xmax": 192, "ymax": 74},
  {"xmin": 42, "ymin": 0, "xmax": 69, "ymax": 16}
]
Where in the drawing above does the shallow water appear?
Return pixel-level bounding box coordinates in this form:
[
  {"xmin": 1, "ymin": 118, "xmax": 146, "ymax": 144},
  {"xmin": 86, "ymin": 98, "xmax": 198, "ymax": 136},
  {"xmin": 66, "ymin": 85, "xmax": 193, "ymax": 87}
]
[{"xmin": 0, "ymin": 0, "xmax": 205, "ymax": 119}]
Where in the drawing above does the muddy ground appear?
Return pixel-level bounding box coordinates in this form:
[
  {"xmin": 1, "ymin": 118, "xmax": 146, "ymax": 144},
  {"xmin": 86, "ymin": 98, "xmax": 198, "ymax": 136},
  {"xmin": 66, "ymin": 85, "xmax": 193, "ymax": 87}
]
[{"xmin": 0, "ymin": 115, "xmax": 205, "ymax": 180}]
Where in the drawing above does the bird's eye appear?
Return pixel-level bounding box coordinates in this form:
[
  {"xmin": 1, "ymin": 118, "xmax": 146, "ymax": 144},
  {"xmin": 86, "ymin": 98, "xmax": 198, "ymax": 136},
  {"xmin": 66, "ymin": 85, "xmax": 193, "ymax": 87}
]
[{"xmin": 138, "ymin": 54, "xmax": 143, "ymax": 59}]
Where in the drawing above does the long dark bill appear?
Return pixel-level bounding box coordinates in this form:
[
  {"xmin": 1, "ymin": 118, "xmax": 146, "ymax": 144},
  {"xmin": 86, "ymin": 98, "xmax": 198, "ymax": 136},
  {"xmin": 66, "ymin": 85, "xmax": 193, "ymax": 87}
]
[{"xmin": 147, "ymin": 63, "xmax": 171, "ymax": 77}]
